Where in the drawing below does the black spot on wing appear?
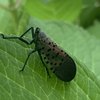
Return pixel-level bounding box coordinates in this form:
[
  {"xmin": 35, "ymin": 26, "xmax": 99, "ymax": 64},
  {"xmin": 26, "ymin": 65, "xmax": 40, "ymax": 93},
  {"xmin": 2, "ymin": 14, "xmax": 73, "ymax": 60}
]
[
  {"xmin": 48, "ymin": 42, "xmax": 51, "ymax": 45},
  {"xmin": 44, "ymin": 57, "xmax": 46, "ymax": 59}
]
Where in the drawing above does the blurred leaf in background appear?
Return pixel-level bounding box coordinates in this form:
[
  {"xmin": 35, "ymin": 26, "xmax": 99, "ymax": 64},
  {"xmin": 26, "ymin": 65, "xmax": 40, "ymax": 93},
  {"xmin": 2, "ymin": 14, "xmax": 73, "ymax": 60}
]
[
  {"xmin": 25, "ymin": 0, "xmax": 82, "ymax": 22},
  {"xmin": 79, "ymin": 0, "xmax": 100, "ymax": 28},
  {"xmin": 0, "ymin": 0, "xmax": 29, "ymax": 34},
  {"xmin": 88, "ymin": 20, "xmax": 100, "ymax": 39},
  {"xmin": 0, "ymin": 0, "xmax": 100, "ymax": 100}
]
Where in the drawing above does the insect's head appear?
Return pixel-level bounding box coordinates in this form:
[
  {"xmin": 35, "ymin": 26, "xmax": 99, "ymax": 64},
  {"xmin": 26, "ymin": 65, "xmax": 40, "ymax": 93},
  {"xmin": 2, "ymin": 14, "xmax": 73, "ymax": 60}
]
[
  {"xmin": 34, "ymin": 27, "xmax": 46, "ymax": 43},
  {"xmin": 35, "ymin": 27, "xmax": 40, "ymax": 34},
  {"xmin": 33, "ymin": 27, "xmax": 41, "ymax": 43}
]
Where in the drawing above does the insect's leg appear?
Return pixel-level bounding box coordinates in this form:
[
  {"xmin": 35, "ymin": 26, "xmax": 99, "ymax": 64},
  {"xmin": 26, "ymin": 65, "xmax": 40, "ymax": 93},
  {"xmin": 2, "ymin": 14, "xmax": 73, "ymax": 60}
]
[
  {"xmin": 0, "ymin": 34, "xmax": 34, "ymax": 45},
  {"xmin": 20, "ymin": 49, "xmax": 37, "ymax": 72},
  {"xmin": 0, "ymin": 27, "xmax": 34, "ymax": 45},
  {"xmin": 38, "ymin": 52, "xmax": 51, "ymax": 78},
  {"xmin": 20, "ymin": 27, "xmax": 34, "ymax": 38}
]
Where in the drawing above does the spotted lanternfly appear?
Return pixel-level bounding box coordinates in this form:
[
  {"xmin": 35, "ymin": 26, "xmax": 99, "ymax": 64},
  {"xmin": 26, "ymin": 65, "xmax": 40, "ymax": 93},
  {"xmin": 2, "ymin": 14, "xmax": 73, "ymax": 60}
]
[{"xmin": 0, "ymin": 27, "xmax": 76, "ymax": 82}]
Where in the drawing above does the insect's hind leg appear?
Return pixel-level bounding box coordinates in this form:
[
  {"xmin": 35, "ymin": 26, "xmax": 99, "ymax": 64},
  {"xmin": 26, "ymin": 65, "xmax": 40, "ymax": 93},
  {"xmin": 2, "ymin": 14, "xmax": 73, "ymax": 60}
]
[
  {"xmin": 38, "ymin": 52, "xmax": 51, "ymax": 78},
  {"xmin": 20, "ymin": 49, "xmax": 37, "ymax": 72},
  {"xmin": 0, "ymin": 27, "xmax": 34, "ymax": 45}
]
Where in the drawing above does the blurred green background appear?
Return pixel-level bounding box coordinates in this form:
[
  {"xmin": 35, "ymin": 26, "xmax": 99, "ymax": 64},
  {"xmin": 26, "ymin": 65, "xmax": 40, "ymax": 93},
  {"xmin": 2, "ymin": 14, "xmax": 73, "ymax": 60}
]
[{"xmin": 0, "ymin": 0, "xmax": 100, "ymax": 100}]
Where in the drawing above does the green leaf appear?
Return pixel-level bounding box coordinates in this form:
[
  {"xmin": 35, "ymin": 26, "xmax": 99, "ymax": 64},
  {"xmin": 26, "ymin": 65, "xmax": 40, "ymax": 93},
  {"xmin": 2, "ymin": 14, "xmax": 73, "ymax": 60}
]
[
  {"xmin": 0, "ymin": 8, "xmax": 16, "ymax": 34},
  {"xmin": 0, "ymin": 19, "xmax": 100, "ymax": 100},
  {"xmin": 25, "ymin": 0, "xmax": 82, "ymax": 22},
  {"xmin": 79, "ymin": 1, "xmax": 100, "ymax": 28}
]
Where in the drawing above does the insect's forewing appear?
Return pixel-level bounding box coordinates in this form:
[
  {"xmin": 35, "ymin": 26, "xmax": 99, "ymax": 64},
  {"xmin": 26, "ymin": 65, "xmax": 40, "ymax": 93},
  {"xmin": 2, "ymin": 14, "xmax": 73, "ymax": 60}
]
[{"xmin": 37, "ymin": 32, "xmax": 76, "ymax": 82}]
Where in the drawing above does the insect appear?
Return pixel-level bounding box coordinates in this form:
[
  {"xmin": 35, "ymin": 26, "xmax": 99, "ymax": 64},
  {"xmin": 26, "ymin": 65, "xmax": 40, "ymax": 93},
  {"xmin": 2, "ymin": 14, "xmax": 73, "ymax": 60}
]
[{"xmin": 0, "ymin": 27, "xmax": 76, "ymax": 82}]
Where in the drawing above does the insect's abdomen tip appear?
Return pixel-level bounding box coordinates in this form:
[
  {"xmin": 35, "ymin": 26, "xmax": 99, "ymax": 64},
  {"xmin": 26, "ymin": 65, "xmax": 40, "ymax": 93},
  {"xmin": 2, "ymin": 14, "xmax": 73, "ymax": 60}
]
[{"xmin": 54, "ymin": 57, "xmax": 76, "ymax": 82}]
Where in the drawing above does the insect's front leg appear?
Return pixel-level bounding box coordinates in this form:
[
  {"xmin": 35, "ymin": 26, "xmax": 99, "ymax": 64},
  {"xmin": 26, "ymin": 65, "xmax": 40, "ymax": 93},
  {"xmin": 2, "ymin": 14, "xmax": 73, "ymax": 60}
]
[
  {"xmin": 0, "ymin": 27, "xmax": 35, "ymax": 45},
  {"xmin": 20, "ymin": 46, "xmax": 48, "ymax": 72},
  {"xmin": 20, "ymin": 49, "xmax": 37, "ymax": 72}
]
